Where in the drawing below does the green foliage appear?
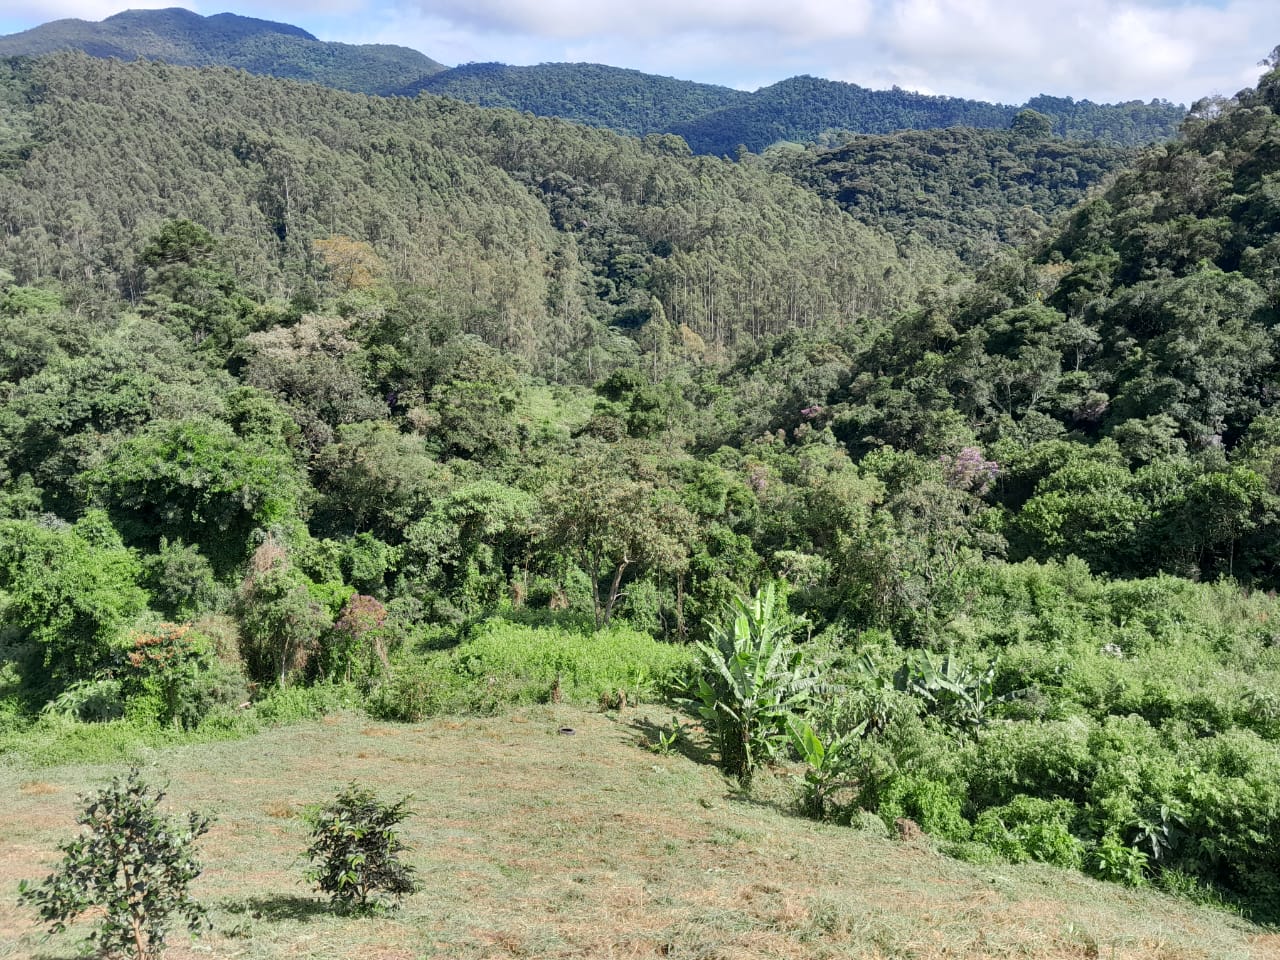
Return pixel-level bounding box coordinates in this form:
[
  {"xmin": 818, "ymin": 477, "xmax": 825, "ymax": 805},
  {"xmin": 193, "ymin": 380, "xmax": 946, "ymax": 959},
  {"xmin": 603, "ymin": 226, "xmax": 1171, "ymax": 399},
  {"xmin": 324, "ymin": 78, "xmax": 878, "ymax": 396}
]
[
  {"xmin": 89, "ymin": 418, "xmax": 301, "ymax": 574},
  {"xmin": 368, "ymin": 621, "xmax": 695, "ymax": 721},
  {"xmin": 972, "ymin": 796, "xmax": 1084, "ymax": 869},
  {"xmin": 774, "ymin": 125, "xmax": 1135, "ymax": 260},
  {"xmin": 304, "ymin": 782, "xmax": 418, "ymax": 913},
  {"xmin": 118, "ymin": 623, "xmax": 249, "ymax": 729},
  {"xmin": 0, "ymin": 512, "xmax": 147, "ymax": 693},
  {"xmin": 787, "ymin": 716, "xmax": 862, "ymax": 819},
  {"xmin": 879, "ymin": 775, "xmax": 971, "ymax": 842},
  {"xmin": 691, "ymin": 584, "xmax": 816, "ymax": 780},
  {"xmin": 894, "ymin": 649, "xmax": 1015, "ymax": 735},
  {"xmin": 18, "ymin": 769, "xmax": 212, "ymax": 960},
  {"xmin": 236, "ymin": 541, "xmax": 334, "ymax": 689}
]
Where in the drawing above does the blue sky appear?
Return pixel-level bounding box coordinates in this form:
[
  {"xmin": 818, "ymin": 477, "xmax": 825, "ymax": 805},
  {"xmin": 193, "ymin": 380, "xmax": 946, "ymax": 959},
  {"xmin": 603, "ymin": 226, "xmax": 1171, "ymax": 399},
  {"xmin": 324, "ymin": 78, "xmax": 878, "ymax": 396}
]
[{"xmin": 0, "ymin": 1, "xmax": 1272, "ymax": 106}]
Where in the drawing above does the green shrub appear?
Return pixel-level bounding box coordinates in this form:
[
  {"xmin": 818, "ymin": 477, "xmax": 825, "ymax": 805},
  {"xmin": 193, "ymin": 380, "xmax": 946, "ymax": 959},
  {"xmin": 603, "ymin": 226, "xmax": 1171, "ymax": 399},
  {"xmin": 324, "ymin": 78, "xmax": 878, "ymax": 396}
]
[
  {"xmin": 119, "ymin": 623, "xmax": 249, "ymax": 729},
  {"xmin": 1091, "ymin": 832, "xmax": 1149, "ymax": 886},
  {"xmin": 19, "ymin": 769, "xmax": 212, "ymax": 959},
  {"xmin": 962, "ymin": 718, "xmax": 1095, "ymax": 808},
  {"xmin": 972, "ymin": 795, "xmax": 1084, "ymax": 869},
  {"xmin": 365, "ymin": 656, "xmax": 467, "ymax": 722},
  {"xmin": 304, "ymin": 782, "xmax": 419, "ymax": 914},
  {"xmin": 878, "ymin": 775, "xmax": 971, "ymax": 842},
  {"xmin": 459, "ymin": 620, "xmax": 695, "ymax": 705},
  {"xmin": 366, "ymin": 621, "xmax": 695, "ymax": 721},
  {"xmin": 253, "ymin": 681, "xmax": 357, "ymax": 723}
]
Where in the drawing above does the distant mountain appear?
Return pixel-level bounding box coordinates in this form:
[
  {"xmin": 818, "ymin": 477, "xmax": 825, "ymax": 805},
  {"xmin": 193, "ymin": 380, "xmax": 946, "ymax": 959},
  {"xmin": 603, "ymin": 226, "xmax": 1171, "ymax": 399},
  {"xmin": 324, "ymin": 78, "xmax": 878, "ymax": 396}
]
[
  {"xmin": 410, "ymin": 67, "xmax": 1184, "ymax": 155},
  {"xmin": 0, "ymin": 8, "xmax": 445, "ymax": 96},
  {"xmin": 410, "ymin": 62, "xmax": 749, "ymax": 137},
  {"xmin": 672, "ymin": 76, "xmax": 1185, "ymax": 154},
  {"xmin": 0, "ymin": 9, "xmax": 1185, "ymax": 153}
]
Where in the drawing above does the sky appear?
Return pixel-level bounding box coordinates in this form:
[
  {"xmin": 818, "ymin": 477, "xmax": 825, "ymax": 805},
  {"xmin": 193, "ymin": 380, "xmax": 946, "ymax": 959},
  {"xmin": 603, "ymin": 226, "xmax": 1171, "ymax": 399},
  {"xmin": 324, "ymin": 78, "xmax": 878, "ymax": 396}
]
[{"xmin": 0, "ymin": 1, "xmax": 1273, "ymax": 106}]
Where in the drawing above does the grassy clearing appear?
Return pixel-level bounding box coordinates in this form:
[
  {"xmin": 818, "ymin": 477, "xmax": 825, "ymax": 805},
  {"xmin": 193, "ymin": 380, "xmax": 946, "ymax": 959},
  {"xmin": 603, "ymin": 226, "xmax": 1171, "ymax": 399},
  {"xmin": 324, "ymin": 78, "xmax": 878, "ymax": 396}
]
[{"xmin": 1, "ymin": 706, "xmax": 1274, "ymax": 960}]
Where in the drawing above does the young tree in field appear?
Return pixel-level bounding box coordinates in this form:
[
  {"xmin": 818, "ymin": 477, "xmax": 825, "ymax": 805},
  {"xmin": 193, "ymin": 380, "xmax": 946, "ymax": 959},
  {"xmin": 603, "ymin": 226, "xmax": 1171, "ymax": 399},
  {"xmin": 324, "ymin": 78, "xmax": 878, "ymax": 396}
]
[
  {"xmin": 305, "ymin": 782, "xmax": 418, "ymax": 914},
  {"xmin": 19, "ymin": 769, "xmax": 212, "ymax": 960}
]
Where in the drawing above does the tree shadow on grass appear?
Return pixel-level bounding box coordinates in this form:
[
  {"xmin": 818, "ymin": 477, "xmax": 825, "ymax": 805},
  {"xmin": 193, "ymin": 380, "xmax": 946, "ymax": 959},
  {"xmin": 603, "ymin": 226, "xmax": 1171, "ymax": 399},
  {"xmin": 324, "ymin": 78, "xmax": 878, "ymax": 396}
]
[
  {"xmin": 221, "ymin": 893, "xmax": 330, "ymax": 924},
  {"xmin": 626, "ymin": 713, "xmax": 716, "ymax": 767}
]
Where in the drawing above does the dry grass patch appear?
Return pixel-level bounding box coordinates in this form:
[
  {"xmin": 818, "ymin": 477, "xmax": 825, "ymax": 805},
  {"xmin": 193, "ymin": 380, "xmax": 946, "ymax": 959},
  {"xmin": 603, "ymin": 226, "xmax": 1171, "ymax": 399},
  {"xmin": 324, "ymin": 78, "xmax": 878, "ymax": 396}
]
[
  {"xmin": 16, "ymin": 781, "xmax": 60, "ymax": 796},
  {"xmin": 0, "ymin": 706, "xmax": 1272, "ymax": 960}
]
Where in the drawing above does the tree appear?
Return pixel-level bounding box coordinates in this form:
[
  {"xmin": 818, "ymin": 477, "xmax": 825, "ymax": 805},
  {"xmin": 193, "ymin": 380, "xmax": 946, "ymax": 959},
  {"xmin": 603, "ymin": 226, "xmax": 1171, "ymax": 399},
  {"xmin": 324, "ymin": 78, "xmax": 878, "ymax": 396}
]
[
  {"xmin": 236, "ymin": 539, "xmax": 333, "ymax": 689},
  {"xmin": 0, "ymin": 511, "xmax": 147, "ymax": 694},
  {"xmin": 88, "ymin": 417, "xmax": 301, "ymax": 575},
  {"xmin": 19, "ymin": 769, "xmax": 212, "ymax": 960},
  {"xmin": 1010, "ymin": 109, "xmax": 1054, "ymax": 138},
  {"xmin": 139, "ymin": 219, "xmax": 260, "ymax": 356},
  {"xmin": 541, "ymin": 447, "xmax": 694, "ymax": 627},
  {"xmin": 304, "ymin": 782, "xmax": 418, "ymax": 914}
]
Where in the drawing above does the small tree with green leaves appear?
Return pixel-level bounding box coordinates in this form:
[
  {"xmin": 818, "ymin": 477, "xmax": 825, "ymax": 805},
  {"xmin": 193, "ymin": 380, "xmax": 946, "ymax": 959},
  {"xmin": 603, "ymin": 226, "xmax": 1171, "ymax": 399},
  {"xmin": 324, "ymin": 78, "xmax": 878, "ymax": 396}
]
[
  {"xmin": 304, "ymin": 782, "xmax": 418, "ymax": 914},
  {"xmin": 18, "ymin": 769, "xmax": 211, "ymax": 960}
]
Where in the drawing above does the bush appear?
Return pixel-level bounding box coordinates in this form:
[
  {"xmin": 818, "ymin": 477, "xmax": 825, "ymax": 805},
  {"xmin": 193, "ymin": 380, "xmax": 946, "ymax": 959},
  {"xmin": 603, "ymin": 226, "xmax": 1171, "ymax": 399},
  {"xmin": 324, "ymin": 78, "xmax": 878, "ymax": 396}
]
[
  {"xmin": 119, "ymin": 623, "xmax": 249, "ymax": 728},
  {"xmin": 19, "ymin": 769, "xmax": 212, "ymax": 959},
  {"xmin": 304, "ymin": 782, "xmax": 419, "ymax": 913},
  {"xmin": 972, "ymin": 795, "xmax": 1084, "ymax": 868},
  {"xmin": 878, "ymin": 775, "xmax": 971, "ymax": 842},
  {"xmin": 366, "ymin": 621, "xmax": 695, "ymax": 721}
]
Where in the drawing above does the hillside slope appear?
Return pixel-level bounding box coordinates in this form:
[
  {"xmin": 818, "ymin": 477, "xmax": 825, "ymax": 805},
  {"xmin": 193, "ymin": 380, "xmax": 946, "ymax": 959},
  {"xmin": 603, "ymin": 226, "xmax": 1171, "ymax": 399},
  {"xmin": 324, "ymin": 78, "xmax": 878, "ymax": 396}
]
[
  {"xmin": 769, "ymin": 122, "xmax": 1136, "ymax": 261},
  {"xmin": 411, "ymin": 66, "xmax": 1185, "ymax": 154},
  {"xmin": 0, "ymin": 8, "xmax": 446, "ymax": 95},
  {"xmin": 1, "ymin": 707, "xmax": 1272, "ymax": 959},
  {"xmin": 0, "ymin": 53, "xmax": 928, "ymax": 364},
  {"xmin": 411, "ymin": 61, "xmax": 747, "ymax": 136}
]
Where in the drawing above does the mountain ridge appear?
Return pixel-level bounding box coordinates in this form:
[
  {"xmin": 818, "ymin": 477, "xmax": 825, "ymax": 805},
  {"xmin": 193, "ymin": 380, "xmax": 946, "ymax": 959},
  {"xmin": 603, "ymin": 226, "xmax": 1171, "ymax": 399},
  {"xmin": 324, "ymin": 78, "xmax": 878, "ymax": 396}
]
[
  {"xmin": 0, "ymin": 9, "xmax": 1186, "ymax": 152},
  {"xmin": 0, "ymin": 8, "xmax": 446, "ymax": 96}
]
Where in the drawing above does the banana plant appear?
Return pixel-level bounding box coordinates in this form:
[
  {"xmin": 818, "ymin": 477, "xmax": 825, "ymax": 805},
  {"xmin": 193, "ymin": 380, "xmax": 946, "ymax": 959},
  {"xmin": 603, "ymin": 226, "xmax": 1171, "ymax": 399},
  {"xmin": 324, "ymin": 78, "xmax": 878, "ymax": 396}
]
[
  {"xmin": 689, "ymin": 584, "xmax": 817, "ymax": 781},
  {"xmin": 787, "ymin": 716, "xmax": 864, "ymax": 819},
  {"xmin": 894, "ymin": 649, "xmax": 1019, "ymax": 736}
]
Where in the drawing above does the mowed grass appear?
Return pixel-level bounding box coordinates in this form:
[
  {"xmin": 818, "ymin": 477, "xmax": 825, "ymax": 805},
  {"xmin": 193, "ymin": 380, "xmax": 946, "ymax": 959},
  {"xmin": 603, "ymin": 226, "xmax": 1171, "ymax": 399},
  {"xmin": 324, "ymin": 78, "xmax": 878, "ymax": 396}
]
[{"xmin": 1, "ymin": 706, "xmax": 1275, "ymax": 960}]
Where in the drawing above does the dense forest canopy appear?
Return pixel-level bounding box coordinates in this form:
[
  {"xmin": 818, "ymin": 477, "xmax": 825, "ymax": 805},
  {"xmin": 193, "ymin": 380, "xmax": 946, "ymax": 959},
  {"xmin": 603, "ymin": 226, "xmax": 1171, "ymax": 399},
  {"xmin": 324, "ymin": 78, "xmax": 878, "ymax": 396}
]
[
  {"xmin": 4, "ymin": 45, "xmax": 1280, "ymax": 922},
  {"xmin": 668, "ymin": 76, "xmax": 1186, "ymax": 155},
  {"xmin": 765, "ymin": 117, "xmax": 1138, "ymax": 262},
  {"xmin": 415, "ymin": 68, "xmax": 1186, "ymax": 155},
  {"xmin": 409, "ymin": 62, "xmax": 747, "ymax": 137},
  {"xmin": 0, "ymin": 53, "xmax": 932, "ymax": 371}
]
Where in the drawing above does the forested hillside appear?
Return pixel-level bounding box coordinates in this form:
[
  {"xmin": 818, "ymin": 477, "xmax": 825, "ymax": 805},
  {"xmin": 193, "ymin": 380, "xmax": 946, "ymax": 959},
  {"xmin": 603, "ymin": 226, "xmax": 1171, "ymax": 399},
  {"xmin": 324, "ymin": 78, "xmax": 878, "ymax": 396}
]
[
  {"xmin": 671, "ymin": 76, "xmax": 1186, "ymax": 155},
  {"xmin": 767, "ymin": 115, "xmax": 1137, "ymax": 261},
  {"xmin": 413, "ymin": 67, "xmax": 1186, "ymax": 155},
  {"xmin": 410, "ymin": 62, "xmax": 747, "ymax": 136},
  {"xmin": 0, "ymin": 53, "xmax": 928, "ymax": 369},
  {"xmin": 0, "ymin": 9, "xmax": 445, "ymax": 96},
  {"xmin": 0, "ymin": 10, "xmax": 1185, "ymax": 156},
  {"xmin": 5, "ymin": 47, "xmax": 1280, "ymax": 926}
]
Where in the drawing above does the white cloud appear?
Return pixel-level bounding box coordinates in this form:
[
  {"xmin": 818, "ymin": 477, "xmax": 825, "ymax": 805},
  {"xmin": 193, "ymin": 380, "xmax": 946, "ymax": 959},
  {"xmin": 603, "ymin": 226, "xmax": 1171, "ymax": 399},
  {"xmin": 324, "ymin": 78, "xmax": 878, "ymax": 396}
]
[
  {"xmin": 871, "ymin": 0, "xmax": 1270, "ymax": 104},
  {"xmin": 408, "ymin": 0, "xmax": 874, "ymax": 43},
  {"xmin": 2, "ymin": 0, "xmax": 1272, "ymax": 107},
  {"xmin": 366, "ymin": 0, "xmax": 1270, "ymax": 105}
]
